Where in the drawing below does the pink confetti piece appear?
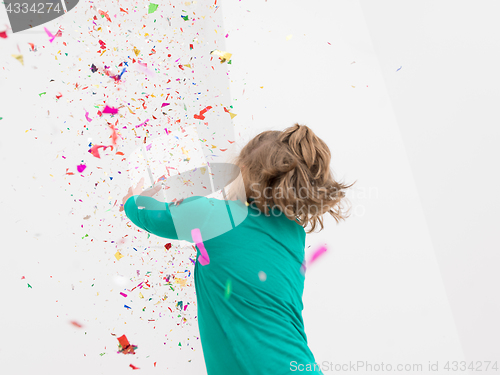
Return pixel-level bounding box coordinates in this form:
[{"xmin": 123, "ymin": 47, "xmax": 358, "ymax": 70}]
[
  {"xmin": 89, "ymin": 144, "xmax": 113, "ymax": 158},
  {"xmin": 43, "ymin": 27, "xmax": 61, "ymax": 43},
  {"xmin": 161, "ymin": 103, "xmax": 170, "ymax": 107},
  {"xmin": 135, "ymin": 119, "xmax": 149, "ymax": 128},
  {"xmin": 77, "ymin": 164, "xmax": 86, "ymax": 173},
  {"xmin": 84, "ymin": 111, "xmax": 93, "ymax": 122},
  {"xmin": 102, "ymin": 105, "xmax": 118, "ymax": 115},
  {"xmin": 309, "ymin": 245, "xmax": 327, "ymax": 264},
  {"xmin": 136, "ymin": 61, "xmax": 155, "ymax": 77},
  {"xmin": 191, "ymin": 228, "xmax": 210, "ymax": 265},
  {"xmin": 146, "ymin": 143, "xmax": 152, "ymax": 151},
  {"xmin": 120, "ymin": 292, "xmax": 127, "ymax": 297}
]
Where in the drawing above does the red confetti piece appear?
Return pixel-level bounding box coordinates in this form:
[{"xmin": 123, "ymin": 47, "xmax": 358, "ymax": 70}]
[
  {"xmin": 194, "ymin": 106, "xmax": 212, "ymax": 120},
  {"xmin": 130, "ymin": 364, "xmax": 140, "ymax": 370},
  {"xmin": 70, "ymin": 321, "xmax": 83, "ymax": 328},
  {"xmin": 117, "ymin": 334, "xmax": 130, "ymax": 348},
  {"xmin": 164, "ymin": 243, "xmax": 172, "ymax": 250},
  {"xmin": 89, "ymin": 144, "xmax": 113, "ymax": 158},
  {"xmin": 0, "ymin": 31, "xmax": 7, "ymax": 38},
  {"xmin": 108, "ymin": 121, "xmax": 121, "ymax": 146},
  {"xmin": 98, "ymin": 10, "xmax": 112, "ymax": 23}
]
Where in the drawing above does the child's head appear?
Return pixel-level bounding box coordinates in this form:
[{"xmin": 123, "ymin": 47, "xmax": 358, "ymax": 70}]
[{"xmin": 228, "ymin": 123, "xmax": 356, "ymax": 233}]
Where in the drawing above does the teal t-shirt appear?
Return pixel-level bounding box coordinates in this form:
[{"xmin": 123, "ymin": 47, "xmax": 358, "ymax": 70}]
[{"xmin": 124, "ymin": 195, "xmax": 323, "ymax": 375}]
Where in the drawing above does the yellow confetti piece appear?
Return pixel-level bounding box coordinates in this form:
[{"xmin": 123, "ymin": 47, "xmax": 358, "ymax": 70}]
[
  {"xmin": 138, "ymin": 292, "xmax": 144, "ymax": 299},
  {"xmin": 115, "ymin": 251, "xmax": 124, "ymax": 260},
  {"xmin": 175, "ymin": 278, "xmax": 187, "ymax": 287},
  {"xmin": 184, "ymin": 63, "xmax": 191, "ymax": 68},
  {"xmin": 200, "ymin": 167, "xmax": 206, "ymax": 175},
  {"xmin": 228, "ymin": 112, "xmax": 237, "ymax": 119},
  {"xmin": 210, "ymin": 49, "xmax": 232, "ymax": 63},
  {"xmin": 133, "ymin": 47, "xmax": 140, "ymax": 56},
  {"xmin": 286, "ymin": 34, "xmax": 293, "ymax": 41},
  {"xmin": 11, "ymin": 54, "xmax": 24, "ymax": 65}
]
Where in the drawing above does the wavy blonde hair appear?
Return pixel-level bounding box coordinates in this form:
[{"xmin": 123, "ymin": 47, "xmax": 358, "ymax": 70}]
[{"xmin": 226, "ymin": 123, "xmax": 356, "ymax": 233}]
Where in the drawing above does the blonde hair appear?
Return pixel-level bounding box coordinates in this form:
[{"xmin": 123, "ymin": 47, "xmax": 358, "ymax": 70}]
[{"xmin": 226, "ymin": 123, "xmax": 356, "ymax": 233}]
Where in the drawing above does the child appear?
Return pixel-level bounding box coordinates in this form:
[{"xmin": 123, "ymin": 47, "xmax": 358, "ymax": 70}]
[{"xmin": 123, "ymin": 123, "xmax": 355, "ymax": 374}]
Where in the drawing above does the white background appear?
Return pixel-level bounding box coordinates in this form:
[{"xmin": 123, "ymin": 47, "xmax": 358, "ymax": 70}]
[{"xmin": 0, "ymin": 1, "xmax": 499, "ymax": 374}]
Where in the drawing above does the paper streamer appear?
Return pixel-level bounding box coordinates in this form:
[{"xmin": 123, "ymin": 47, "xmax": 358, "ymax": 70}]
[{"xmin": 192, "ymin": 228, "xmax": 210, "ymax": 266}]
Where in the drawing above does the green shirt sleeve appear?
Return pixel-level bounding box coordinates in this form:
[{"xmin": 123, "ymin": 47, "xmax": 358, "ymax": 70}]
[
  {"xmin": 124, "ymin": 195, "xmax": 179, "ymax": 240},
  {"xmin": 123, "ymin": 195, "xmax": 223, "ymax": 242}
]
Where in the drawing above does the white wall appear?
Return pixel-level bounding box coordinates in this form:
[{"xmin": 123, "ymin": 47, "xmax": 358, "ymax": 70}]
[{"xmin": 1, "ymin": 1, "xmax": 498, "ymax": 374}]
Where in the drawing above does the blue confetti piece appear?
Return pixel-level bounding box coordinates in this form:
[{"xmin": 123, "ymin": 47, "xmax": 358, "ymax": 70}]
[{"xmin": 124, "ymin": 305, "xmax": 131, "ymax": 309}]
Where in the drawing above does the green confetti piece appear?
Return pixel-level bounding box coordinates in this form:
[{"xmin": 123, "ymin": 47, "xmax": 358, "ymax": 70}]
[
  {"xmin": 181, "ymin": 15, "xmax": 189, "ymax": 21},
  {"xmin": 39, "ymin": 92, "xmax": 46, "ymax": 97},
  {"xmin": 178, "ymin": 342, "xmax": 182, "ymax": 346},
  {"xmin": 99, "ymin": 352, "xmax": 105, "ymax": 356},
  {"xmin": 224, "ymin": 279, "xmax": 232, "ymax": 300},
  {"xmin": 148, "ymin": 3, "xmax": 158, "ymax": 14},
  {"xmin": 27, "ymin": 283, "xmax": 32, "ymax": 288}
]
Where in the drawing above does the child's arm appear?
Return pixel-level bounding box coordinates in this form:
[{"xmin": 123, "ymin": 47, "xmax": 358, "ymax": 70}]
[
  {"xmin": 124, "ymin": 195, "xmax": 219, "ymax": 242},
  {"xmin": 124, "ymin": 195, "xmax": 179, "ymax": 240}
]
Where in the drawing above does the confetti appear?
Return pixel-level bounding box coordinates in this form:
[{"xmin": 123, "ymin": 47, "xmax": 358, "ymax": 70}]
[
  {"xmin": 102, "ymin": 105, "xmax": 118, "ymax": 115},
  {"xmin": 43, "ymin": 27, "xmax": 62, "ymax": 43},
  {"xmin": 77, "ymin": 164, "xmax": 86, "ymax": 173},
  {"xmin": 224, "ymin": 279, "xmax": 232, "ymax": 300},
  {"xmin": 89, "ymin": 144, "xmax": 113, "ymax": 158},
  {"xmin": 115, "ymin": 251, "xmax": 124, "ymax": 260},
  {"xmin": 191, "ymin": 228, "xmax": 210, "ymax": 265},
  {"xmin": 194, "ymin": 106, "xmax": 212, "ymax": 120},
  {"xmin": 130, "ymin": 364, "xmax": 140, "ymax": 370},
  {"xmin": 148, "ymin": 3, "xmax": 159, "ymax": 14},
  {"xmin": 0, "ymin": 30, "xmax": 7, "ymax": 38},
  {"xmin": 117, "ymin": 335, "xmax": 138, "ymax": 354},
  {"xmin": 84, "ymin": 111, "xmax": 93, "ymax": 122},
  {"xmin": 11, "ymin": 54, "xmax": 23, "ymax": 65},
  {"xmin": 309, "ymin": 245, "xmax": 327, "ymax": 264},
  {"xmin": 70, "ymin": 321, "xmax": 83, "ymax": 328},
  {"xmin": 98, "ymin": 9, "xmax": 112, "ymax": 23},
  {"xmin": 210, "ymin": 49, "xmax": 232, "ymax": 63}
]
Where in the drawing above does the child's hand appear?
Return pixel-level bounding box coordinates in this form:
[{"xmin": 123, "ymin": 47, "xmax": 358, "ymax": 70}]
[{"xmin": 119, "ymin": 177, "xmax": 162, "ymax": 212}]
